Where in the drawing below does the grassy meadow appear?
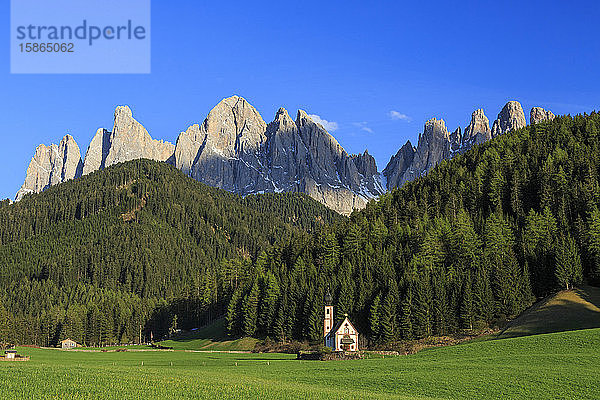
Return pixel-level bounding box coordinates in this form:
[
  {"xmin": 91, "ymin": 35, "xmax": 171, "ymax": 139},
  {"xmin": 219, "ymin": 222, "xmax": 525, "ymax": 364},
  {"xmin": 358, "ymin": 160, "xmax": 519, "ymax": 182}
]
[
  {"xmin": 158, "ymin": 318, "xmax": 258, "ymax": 351},
  {"xmin": 1, "ymin": 327, "xmax": 599, "ymax": 399},
  {"xmin": 500, "ymin": 285, "xmax": 600, "ymax": 338}
]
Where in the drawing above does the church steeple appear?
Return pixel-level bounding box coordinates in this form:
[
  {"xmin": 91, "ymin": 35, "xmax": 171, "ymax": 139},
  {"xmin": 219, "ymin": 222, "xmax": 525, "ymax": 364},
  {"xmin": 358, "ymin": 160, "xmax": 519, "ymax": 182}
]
[
  {"xmin": 325, "ymin": 290, "xmax": 333, "ymax": 306},
  {"xmin": 323, "ymin": 290, "xmax": 334, "ymax": 338}
]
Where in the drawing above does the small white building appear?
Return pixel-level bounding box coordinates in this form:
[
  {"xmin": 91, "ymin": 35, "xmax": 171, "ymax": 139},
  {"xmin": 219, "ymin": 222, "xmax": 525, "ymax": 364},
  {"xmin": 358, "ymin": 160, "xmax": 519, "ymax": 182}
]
[
  {"xmin": 4, "ymin": 350, "xmax": 16, "ymax": 359},
  {"xmin": 60, "ymin": 338, "xmax": 79, "ymax": 349},
  {"xmin": 323, "ymin": 292, "xmax": 360, "ymax": 352}
]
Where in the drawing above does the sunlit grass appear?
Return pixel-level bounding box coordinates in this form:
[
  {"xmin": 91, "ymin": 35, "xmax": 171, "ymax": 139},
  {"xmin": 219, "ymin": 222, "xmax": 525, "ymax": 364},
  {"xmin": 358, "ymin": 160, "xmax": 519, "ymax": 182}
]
[{"xmin": 1, "ymin": 328, "xmax": 599, "ymax": 399}]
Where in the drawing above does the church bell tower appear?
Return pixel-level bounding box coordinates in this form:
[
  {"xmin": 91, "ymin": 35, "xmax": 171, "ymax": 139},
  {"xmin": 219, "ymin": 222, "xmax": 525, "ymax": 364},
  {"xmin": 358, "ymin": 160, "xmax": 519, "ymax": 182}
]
[{"xmin": 324, "ymin": 291, "xmax": 334, "ymax": 338}]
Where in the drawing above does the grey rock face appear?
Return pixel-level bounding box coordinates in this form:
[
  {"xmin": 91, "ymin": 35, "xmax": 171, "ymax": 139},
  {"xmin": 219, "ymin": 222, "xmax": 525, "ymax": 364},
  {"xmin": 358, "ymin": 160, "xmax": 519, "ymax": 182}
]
[
  {"xmin": 382, "ymin": 140, "xmax": 415, "ymax": 190},
  {"xmin": 172, "ymin": 97, "xmax": 383, "ymax": 215},
  {"xmin": 173, "ymin": 124, "xmax": 203, "ymax": 176},
  {"xmin": 270, "ymin": 109, "xmax": 380, "ymax": 215},
  {"xmin": 188, "ymin": 96, "xmax": 269, "ymax": 193},
  {"xmin": 16, "ymin": 134, "xmax": 83, "ymax": 200},
  {"xmin": 264, "ymin": 108, "xmax": 307, "ymax": 191},
  {"xmin": 383, "ymin": 101, "xmax": 545, "ymax": 192},
  {"xmin": 104, "ymin": 106, "xmax": 175, "ymax": 169},
  {"xmin": 414, "ymin": 118, "xmax": 451, "ymax": 172},
  {"xmin": 351, "ymin": 150, "xmax": 378, "ymax": 180},
  {"xmin": 384, "ymin": 111, "xmax": 489, "ymax": 191},
  {"xmin": 382, "ymin": 108, "xmax": 493, "ymax": 191},
  {"xmin": 382, "ymin": 118, "xmax": 454, "ymax": 189},
  {"xmin": 463, "ymin": 109, "xmax": 491, "ymax": 147},
  {"xmin": 22, "ymin": 96, "xmax": 550, "ymax": 214},
  {"xmin": 491, "ymin": 101, "xmax": 526, "ymax": 137},
  {"xmin": 82, "ymin": 128, "xmax": 111, "ymax": 175},
  {"xmin": 82, "ymin": 106, "xmax": 174, "ymax": 175},
  {"xmin": 530, "ymin": 107, "xmax": 555, "ymax": 124},
  {"xmin": 296, "ymin": 110, "xmax": 361, "ymax": 191},
  {"xmin": 350, "ymin": 150, "xmax": 385, "ymax": 199},
  {"xmin": 18, "ymin": 97, "xmax": 383, "ymax": 214},
  {"xmin": 449, "ymin": 127, "xmax": 462, "ymax": 153}
]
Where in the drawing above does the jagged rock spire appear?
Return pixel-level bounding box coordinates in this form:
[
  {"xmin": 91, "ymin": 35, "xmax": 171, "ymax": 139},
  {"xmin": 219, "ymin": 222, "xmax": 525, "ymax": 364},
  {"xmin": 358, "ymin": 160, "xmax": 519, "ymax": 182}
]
[
  {"xmin": 82, "ymin": 106, "xmax": 174, "ymax": 176},
  {"xmin": 530, "ymin": 107, "xmax": 555, "ymax": 124},
  {"xmin": 16, "ymin": 134, "xmax": 83, "ymax": 201},
  {"xmin": 491, "ymin": 101, "xmax": 526, "ymax": 137}
]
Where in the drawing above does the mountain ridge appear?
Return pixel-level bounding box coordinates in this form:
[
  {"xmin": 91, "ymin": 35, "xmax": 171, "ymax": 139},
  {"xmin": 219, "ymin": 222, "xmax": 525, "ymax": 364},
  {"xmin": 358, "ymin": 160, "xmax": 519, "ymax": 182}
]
[{"xmin": 14, "ymin": 96, "xmax": 556, "ymax": 213}]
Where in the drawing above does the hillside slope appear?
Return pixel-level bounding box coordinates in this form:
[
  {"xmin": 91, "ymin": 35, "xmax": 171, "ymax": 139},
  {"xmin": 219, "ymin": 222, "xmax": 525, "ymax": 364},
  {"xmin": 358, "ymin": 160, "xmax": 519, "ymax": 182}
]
[
  {"xmin": 500, "ymin": 285, "xmax": 600, "ymax": 338},
  {"xmin": 0, "ymin": 159, "xmax": 342, "ymax": 346},
  {"xmin": 158, "ymin": 318, "xmax": 258, "ymax": 351},
  {"xmin": 224, "ymin": 112, "xmax": 600, "ymax": 344}
]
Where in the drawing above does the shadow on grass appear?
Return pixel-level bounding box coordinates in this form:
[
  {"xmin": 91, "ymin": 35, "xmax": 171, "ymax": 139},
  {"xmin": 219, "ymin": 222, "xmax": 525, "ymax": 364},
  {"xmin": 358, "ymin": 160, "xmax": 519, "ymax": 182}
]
[
  {"xmin": 158, "ymin": 319, "xmax": 258, "ymax": 351},
  {"xmin": 165, "ymin": 319, "xmax": 230, "ymax": 344},
  {"xmin": 500, "ymin": 285, "xmax": 600, "ymax": 338}
]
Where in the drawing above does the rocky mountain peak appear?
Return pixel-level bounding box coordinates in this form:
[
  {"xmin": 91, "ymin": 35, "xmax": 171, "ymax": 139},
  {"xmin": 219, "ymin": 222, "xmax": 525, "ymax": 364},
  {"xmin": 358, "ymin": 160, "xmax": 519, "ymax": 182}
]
[
  {"xmin": 422, "ymin": 118, "xmax": 450, "ymax": 143},
  {"xmin": 412, "ymin": 118, "xmax": 451, "ymax": 174},
  {"xmin": 450, "ymin": 127, "xmax": 462, "ymax": 152},
  {"xmin": 103, "ymin": 105, "xmax": 175, "ymax": 169},
  {"xmin": 173, "ymin": 124, "xmax": 203, "ymax": 176},
  {"xmin": 174, "ymin": 99, "xmax": 384, "ymax": 214},
  {"xmin": 16, "ymin": 134, "xmax": 83, "ymax": 201},
  {"xmin": 463, "ymin": 109, "xmax": 491, "ymax": 146},
  {"xmin": 82, "ymin": 106, "xmax": 174, "ymax": 177},
  {"xmin": 381, "ymin": 101, "xmax": 563, "ymax": 195},
  {"xmin": 173, "ymin": 96, "xmax": 269, "ymax": 192},
  {"xmin": 275, "ymin": 107, "xmax": 291, "ymax": 119},
  {"xmin": 296, "ymin": 110, "xmax": 353, "ymax": 172},
  {"xmin": 201, "ymin": 95, "xmax": 267, "ymax": 157},
  {"xmin": 382, "ymin": 117, "xmax": 453, "ymax": 189},
  {"xmin": 351, "ymin": 150, "xmax": 378, "ymax": 179},
  {"xmin": 296, "ymin": 109, "xmax": 344, "ymax": 154},
  {"xmin": 382, "ymin": 140, "xmax": 415, "ymax": 190},
  {"xmin": 58, "ymin": 134, "xmax": 84, "ymax": 182},
  {"xmin": 530, "ymin": 107, "xmax": 555, "ymax": 124},
  {"xmin": 20, "ymin": 96, "xmax": 552, "ymax": 214},
  {"xmin": 115, "ymin": 105, "xmax": 133, "ymax": 119},
  {"xmin": 270, "ymin": 107, "xmax": 296, "ymax": 133},
  {"xmin": 82, "ymin": 128, "xmax": 111, "ymax": 175},
  {"xmin": 491, "ymin": 101, "xmax": 526, "ymax": 137}
]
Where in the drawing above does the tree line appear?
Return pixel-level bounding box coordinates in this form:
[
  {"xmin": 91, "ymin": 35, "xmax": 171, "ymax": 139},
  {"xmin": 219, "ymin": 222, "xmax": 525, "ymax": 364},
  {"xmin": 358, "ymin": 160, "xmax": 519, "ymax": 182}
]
[
  {"xmin": 0, "ymin": 160, "xmax": 341, "ymax": 346},
  {"xmin": 225, "ymin": 113, "xmax": 600, "ymax": 345},
  {"xmin": 2, "ymin": 112, "xmax": 600, "ymax": 347}
]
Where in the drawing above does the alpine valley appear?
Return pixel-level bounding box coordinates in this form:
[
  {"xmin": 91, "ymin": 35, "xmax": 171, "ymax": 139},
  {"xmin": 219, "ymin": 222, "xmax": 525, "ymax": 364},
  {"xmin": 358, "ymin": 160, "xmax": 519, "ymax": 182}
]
[{"xmin": 2, "ymin": 96, "xmax": 599, "ymax": 350}]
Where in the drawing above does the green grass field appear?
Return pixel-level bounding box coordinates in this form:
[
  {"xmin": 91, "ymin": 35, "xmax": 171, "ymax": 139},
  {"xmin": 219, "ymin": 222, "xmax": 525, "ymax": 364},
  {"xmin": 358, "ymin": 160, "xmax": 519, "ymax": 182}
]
[
  {"xmin": 158, "ymin": 318, "xmax": 258, "ymax": 351},
  {"xmin": 501, "ymin": 285, "xmax": 600, "ymax": 338},
  {"xmin": 1, "ymin": 327, "xmax": 599, "ymax": 399}
]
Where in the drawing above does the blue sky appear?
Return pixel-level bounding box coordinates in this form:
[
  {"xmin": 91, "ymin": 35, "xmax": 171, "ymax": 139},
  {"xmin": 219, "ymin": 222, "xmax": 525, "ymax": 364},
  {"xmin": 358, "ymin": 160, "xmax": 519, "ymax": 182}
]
[{"xmin": 2, "ymin": 0, "xmax": 599, "ymax": 200}]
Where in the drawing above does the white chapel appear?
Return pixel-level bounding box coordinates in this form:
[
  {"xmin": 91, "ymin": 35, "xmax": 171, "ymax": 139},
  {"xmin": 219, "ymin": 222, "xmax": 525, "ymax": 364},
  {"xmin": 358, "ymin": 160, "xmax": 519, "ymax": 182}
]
[{"xmin": 323, "ymin": 291, "xmax": 359, "ymax": 352}]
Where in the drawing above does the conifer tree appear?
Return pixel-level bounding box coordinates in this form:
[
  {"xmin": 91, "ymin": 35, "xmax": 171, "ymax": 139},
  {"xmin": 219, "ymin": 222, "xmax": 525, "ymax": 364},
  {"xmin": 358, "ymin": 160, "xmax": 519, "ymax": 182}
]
[
  {"xmin": 379, "ymin": 293, "xmax": 396, "ymax": 342},
  {"xmin": 460, "ymin": 272, "xmax": 474, "ymax": 330},
  {"xmin": 400, "ymin": 286, "xmax": 413, "ymax": 340},
  {"xmin": 258, "ymin": 272, "xmax": 280, "ymax": 336},
  {"xmin": 242, "ymin": 280, "xmax": 260, "ymax": 337},
  {"xmin": 369, "ymin": 293, "xmax": 381, "ymax": 341},
  {"xmin": 555, "ymin": 235, "xmax": 583, "ymax": 290},
  {"xmin": 586, "ymin": 208, "xmax": 600, "ymax": 282}
]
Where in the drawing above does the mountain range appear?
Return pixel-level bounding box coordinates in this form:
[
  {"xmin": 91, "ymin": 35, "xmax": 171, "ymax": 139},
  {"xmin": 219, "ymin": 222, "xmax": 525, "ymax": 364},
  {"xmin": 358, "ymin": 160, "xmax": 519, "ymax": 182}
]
[{"xmin": 15, "ymin": 96, "xmax": 555, "ymax": 214}]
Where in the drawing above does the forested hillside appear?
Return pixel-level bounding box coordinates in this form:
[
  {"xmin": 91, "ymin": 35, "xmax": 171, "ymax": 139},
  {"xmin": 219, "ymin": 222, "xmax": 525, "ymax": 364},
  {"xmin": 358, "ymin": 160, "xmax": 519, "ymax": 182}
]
[
  {"xmin": 3, "ymin": 112, "xmax": 600, "ymax": 348},
  {"xmin": 0, "ymin": 160, "xmax": 342, "ymax": 346},
  {"xmin": 226, "ymin": 112, "xmax": 600, "ymax": 345}
]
